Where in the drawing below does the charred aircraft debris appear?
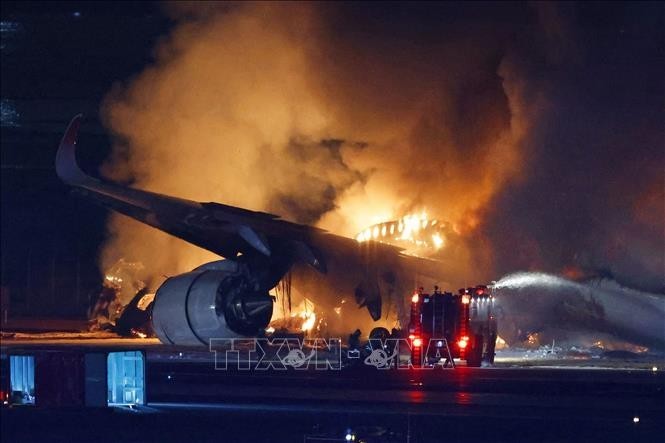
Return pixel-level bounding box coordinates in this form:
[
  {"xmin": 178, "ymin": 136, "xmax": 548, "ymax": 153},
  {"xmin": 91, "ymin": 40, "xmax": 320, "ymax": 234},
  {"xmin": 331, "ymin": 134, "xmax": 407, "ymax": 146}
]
[{"xmin": 86, "ymin": 259, "xmax": 154, "ymax": 338}]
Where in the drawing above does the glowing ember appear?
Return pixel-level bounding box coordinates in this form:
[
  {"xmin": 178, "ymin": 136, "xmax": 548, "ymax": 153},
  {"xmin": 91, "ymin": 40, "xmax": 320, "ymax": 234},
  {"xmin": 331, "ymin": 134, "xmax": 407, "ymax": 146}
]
[
  {"xmin": 104, "ymin": 274, "xmax": 123, "ymax": 285},
  {"xmin": 269, "ymin": 296, "xmax": 320, "ymax": 333},
  {"xmin": 431, "ymin": 233, "xmax": 444, "ymax": 248},
  {"xmin": 136, "ymin": 293, "xmax": 155, "ymax": 311},
  {"xmin": 300, "ymin": 312, "xmax": 317, "ymax": 332},
  {"xmin": 130, "ymin": 328, "xmax": 147, "ymax": 338}
]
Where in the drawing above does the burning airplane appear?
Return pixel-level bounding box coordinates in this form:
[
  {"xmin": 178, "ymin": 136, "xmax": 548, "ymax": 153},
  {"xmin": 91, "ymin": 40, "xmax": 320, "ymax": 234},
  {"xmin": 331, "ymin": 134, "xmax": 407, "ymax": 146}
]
[
  {"xmin": 58, "ymin": 116, "xmax": 664, "ymax": 353},
  {"xmin": 57, "ymin": 116, "xmax": 439, "ymax": 345}
]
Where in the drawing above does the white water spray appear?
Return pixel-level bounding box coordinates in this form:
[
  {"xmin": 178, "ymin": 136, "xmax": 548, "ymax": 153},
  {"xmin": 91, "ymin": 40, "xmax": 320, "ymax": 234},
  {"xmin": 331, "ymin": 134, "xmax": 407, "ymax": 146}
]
[{"xmin": 492, "ymin": 272, "xmax": 665, "ymax": 351}]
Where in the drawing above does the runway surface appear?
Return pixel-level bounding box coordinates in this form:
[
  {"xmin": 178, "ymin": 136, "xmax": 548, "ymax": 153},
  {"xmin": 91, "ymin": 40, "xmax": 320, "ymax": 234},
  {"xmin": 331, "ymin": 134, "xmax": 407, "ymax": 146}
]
[{"xmin": 1, "ymin": 337, "xmax": 664, "ymax": 442}]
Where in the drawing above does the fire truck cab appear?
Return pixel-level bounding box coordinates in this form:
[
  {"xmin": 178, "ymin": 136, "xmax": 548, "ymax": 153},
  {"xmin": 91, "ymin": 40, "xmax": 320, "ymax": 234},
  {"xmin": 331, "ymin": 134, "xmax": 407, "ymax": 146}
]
[{"xmin": 408, "ymin": 285, "xmax": 497, "ymax": 367}]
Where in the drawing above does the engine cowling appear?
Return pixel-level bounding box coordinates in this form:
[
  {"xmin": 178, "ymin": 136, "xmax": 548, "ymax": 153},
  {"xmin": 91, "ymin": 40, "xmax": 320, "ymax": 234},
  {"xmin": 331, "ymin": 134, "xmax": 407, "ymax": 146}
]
[{"xmin": 152, "ymin": 268, "xmax": 273, "ymax": 346}]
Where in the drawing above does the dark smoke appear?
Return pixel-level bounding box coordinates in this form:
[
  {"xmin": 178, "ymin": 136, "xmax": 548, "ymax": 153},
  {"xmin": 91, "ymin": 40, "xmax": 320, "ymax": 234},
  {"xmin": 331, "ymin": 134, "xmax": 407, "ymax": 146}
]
[
  {"xmin": 100, "ymin": 2, "xmax": 664, "ymax": 295},
  {"xmin": 475, "ymin": 3, "xmax": 665, "ymax": 293}
]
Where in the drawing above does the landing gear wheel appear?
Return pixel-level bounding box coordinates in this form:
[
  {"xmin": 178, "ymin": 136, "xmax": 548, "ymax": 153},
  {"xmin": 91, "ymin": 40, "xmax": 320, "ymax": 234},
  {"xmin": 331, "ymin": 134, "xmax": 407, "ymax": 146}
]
[{"xmin": 369, "ymin": 327, "xmax": 390, "ymax": 341}]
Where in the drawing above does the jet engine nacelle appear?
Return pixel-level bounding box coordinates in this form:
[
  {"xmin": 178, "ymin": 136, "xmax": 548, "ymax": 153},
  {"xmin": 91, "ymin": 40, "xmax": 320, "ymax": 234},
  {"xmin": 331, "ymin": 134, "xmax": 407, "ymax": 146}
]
[{"xmin": 152, "ymin": 267, "xmax": 273, "ymax": 346}]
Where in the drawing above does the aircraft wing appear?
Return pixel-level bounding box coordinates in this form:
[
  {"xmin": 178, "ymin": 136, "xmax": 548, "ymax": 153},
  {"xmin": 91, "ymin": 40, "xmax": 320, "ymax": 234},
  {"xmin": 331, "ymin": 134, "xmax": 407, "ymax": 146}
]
[{"xmin": 56, "ymin": 115, "xmax": 408, "ymax": 277}]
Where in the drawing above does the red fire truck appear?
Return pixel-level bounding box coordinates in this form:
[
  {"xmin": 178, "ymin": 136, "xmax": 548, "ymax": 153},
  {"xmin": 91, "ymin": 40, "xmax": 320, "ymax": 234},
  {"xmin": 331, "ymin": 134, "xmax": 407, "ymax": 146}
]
[{"xmin": 408, "ymin": 285, "xmax": 497, "ymax": 367}]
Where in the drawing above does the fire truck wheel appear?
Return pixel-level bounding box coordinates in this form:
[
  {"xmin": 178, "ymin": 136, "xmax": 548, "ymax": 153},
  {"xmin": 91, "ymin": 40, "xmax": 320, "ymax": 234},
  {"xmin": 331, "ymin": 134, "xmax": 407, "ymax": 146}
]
[
  {"xmin": 484, "ymin": 333, "xmax": 497, "ymax": 365},
  {"xmin": 466, "ymin": 334, "xmax": 483, "ymax": 367}
]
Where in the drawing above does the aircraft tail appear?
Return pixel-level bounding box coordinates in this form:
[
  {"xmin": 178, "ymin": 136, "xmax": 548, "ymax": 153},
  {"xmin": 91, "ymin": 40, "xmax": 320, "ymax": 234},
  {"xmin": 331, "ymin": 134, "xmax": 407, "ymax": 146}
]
[{"xmin": 55, "ymin": 114, "xmax": 95, "ymax": 186}]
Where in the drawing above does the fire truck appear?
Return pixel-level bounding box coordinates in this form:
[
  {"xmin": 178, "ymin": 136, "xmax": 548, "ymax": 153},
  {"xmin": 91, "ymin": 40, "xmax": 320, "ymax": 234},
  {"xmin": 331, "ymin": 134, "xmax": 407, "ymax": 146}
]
[{"xmin": 408, "ymin": 285, "xmax": 497, "ymax": 367}]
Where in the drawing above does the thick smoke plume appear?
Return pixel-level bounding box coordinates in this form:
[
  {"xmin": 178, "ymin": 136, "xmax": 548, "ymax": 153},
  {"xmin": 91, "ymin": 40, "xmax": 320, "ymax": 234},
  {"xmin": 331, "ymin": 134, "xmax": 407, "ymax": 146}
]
[{"xmin": 100, "ymin": 3, "xmax": 663, "ymax": 294}]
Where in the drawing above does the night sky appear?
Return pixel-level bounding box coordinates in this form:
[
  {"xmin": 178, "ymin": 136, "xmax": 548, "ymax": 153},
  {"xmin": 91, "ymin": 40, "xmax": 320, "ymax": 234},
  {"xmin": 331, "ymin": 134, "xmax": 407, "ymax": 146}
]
[
  {"xmin": 1, "ymin": 1, "xmax": 171, "ymax": 316},
  {"xmin": 1, "ymin": 2, "xmax": 663, "ymax": 318}
]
